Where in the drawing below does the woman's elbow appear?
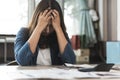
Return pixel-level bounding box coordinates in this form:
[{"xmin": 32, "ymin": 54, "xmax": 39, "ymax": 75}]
[{"xmin": 15, "ymin": 52, "xmax": 29, "ymax": 66}]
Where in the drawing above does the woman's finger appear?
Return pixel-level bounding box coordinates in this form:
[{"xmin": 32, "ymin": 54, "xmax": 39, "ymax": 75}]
[
  {"xmin": 47, "ymin": 16, "xmax": 52, "ymax": 21},
  {"xmin": 39, "ymin": 12, "xmax": 43, "ymax": 16},
  {"xmin": 42, "ymin": 9, "xmax": 48, "ymax": 16},
  {"xmin": 52, "ymin": 12, "xmax": 56, "ymax": 19},
  {"xmin": 53, "ymin": 9, "xmax": 59, "ymax": 15},
  {"xmin": 45, "ymin": 10, "xmax": 52, "ymax": 18},
  {"xmin": 51, "ymin": 15, "xmax": 55, "ymax": 20}
]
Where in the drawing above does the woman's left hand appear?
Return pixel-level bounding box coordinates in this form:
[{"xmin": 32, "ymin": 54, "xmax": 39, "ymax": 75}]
[{"xmin": 51, "ymin": 10, "xmax": 61, "ymax": 31}]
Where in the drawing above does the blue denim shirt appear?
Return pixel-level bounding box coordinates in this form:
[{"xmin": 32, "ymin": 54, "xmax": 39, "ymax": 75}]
[{"xmin": 14, "ymin": 27, "xmax": 76, "ymax": 66}]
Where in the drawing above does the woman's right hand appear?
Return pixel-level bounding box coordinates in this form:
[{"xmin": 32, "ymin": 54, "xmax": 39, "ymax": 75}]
[{"xmin": 37, "ymin": 9, "xmax": 52, "ymax": 32}]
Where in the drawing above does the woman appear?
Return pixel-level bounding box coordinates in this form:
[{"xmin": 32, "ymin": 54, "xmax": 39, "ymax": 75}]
[{"xmin": 14, "ymin": 0, "xmax": 76, "ymax": 66}]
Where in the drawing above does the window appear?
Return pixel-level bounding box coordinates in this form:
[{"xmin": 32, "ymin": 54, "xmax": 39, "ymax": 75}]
[
  {"xmin": 57, "ymin": 0, "xmax": 81, "ymax": 38},
  {"xmin": 0, "ymin": 0, "xmax": 28, "ymax": 35},
  {"xmin": 64, "ymin": 0, "xmax": 76, "ymax": 38}
]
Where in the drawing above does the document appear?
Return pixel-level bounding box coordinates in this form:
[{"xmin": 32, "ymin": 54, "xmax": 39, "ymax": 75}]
[
  {"xmin": 18, "ymin": 67, "xmax": 120, "ymax": 79},
  {"xmin": 19, "ymin": 68, "xmax": 99, "ymax": 79},
  {"xmin": 1, "ymin": 66, "xmax": 120, "ymax": 80}
]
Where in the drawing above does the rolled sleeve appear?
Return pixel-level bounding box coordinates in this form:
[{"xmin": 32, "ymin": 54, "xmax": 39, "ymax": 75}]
[
  {"xmin": 15, "ymin": 42, "xmax": 35, "ymax": 66},
  {"xmin": 59, "ymin": 43, "xmax": 76, "ymax": 64},
  {"xmin": 14, "ymin": 28, "xmax": 36, "ymax": 66}
]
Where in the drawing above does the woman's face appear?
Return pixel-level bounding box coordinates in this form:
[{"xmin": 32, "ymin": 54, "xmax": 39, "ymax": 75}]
[{"xmin": 42, "ymin": 24, "xmax": 54, "ymax": 36}]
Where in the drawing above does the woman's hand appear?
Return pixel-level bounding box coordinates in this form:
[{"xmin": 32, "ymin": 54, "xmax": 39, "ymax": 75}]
[
  {"xmin": 37, "ymin": 9, "xmax": 52, "ymax": 32},
  {"xmin": 51, "ymin": 10, "xmax": 61, "ymax": 31}
]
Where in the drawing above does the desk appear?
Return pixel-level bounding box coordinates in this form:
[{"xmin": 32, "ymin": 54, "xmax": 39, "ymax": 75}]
[{"xmin": 0, "ymin": 65, "xmax": 120, "ymax": 80}]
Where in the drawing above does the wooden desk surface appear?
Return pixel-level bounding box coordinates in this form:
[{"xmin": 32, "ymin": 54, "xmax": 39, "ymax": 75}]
[{"xmin": 0, "ymin": 65, "xmax": 120, "ymax": 80}]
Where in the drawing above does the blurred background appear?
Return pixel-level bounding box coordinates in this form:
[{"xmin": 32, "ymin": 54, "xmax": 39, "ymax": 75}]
[{"xmin": 0, "ymin": 0, "xmax": 119, "ymax": 65}]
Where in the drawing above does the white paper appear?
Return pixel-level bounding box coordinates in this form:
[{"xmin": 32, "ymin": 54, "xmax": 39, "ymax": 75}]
[
  {"xmin": 64, "ymin": 63, "xmax": 97, "ymax": 68},
  {"xmin": 19, "ymin": 68, "xmax": 99, "ymax": 79},
  {"xmin": 1, "ymin": 66, "xmax": 120, "ymax": 79}
]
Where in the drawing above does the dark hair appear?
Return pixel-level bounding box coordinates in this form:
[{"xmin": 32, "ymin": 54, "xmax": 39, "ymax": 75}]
[{"xmin": 28, "ymin": 0, "xmax": 67, "ymax": 48}]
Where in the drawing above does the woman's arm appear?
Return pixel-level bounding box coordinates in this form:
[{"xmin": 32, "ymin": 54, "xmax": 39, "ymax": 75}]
[
  {"xmin": 14, "ymin": 28, "xmax": 35, "ymax": 66},
  {"xmin": 55, "ymin": 26, "xmax": 68, "ymax": 54},
  {"xmin": 51, "ymin": 10, "xmax": 76, "ymax": 64},
  {"xmin": 28, "ymin": 9, "xmax": 52, "ymax": 53},
  {"xmin": 14, "ymin": 9, "xmax": 53, "ymax": 66},
  {"xmin": 51, "ymin": 10, "xmax": 67, "ymax": 54}
]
